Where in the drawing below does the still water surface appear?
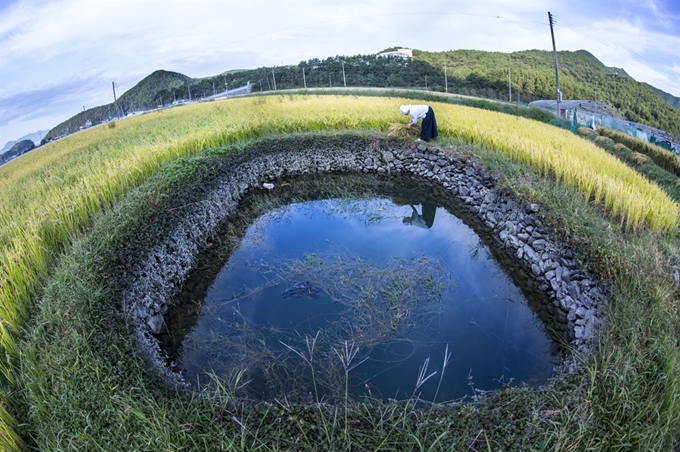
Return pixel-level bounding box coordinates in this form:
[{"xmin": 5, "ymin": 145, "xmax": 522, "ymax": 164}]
[{"xmin": 165, "ymin": 176, "xmax": 559, "ymax": 402}]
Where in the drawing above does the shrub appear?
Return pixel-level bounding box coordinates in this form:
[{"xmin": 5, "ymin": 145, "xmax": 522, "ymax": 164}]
[{"xmin": 598, "ymin": 126, "xmax": 680, "ymax": 177}]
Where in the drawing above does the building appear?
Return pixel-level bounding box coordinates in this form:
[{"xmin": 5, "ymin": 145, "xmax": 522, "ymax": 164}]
[{"xmin": 377, "ymin": 48, "xmax": 413, "ymax": 59}]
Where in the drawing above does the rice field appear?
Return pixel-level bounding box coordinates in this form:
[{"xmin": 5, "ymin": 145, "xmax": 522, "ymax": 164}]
[{"xmin": 0, "ymin": 93, "xmax": 679, "ymax": 450}]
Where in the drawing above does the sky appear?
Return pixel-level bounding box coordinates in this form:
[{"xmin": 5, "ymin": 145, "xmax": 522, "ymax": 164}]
[{"xmin": 1, "ymin": 0, "xmax": 679, "ymax": 147}]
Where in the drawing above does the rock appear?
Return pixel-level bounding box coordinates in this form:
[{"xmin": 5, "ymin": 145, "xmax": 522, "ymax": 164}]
[
  {"xmin": 559, "ymin": 295, "xmax": 574, "ymax": 312},
  {"xmin": 523, "ymin": 202, "xmax": 540, "ymax": 214},
  {"xmin": 567, "ymin": 282, "xmax": 581, "ymax": 300},
  {"xmin": 550, "ymin": 277, "xmax": 561, "ymax": 292},
  {"xmin": 532, "ymin": 239, "xmax": 546, "ymax": 251},
  {"xmin": 147, "ymin": 314, "xmax": 164, "ymax": 335},
  {"xmin": 574, "ymin": 325, "xmax": 586, "ymax": 339},
  {"xmin": 567, "ymin": 307, "xmax": 577, "ymax": 322},
  {"xmin": 523, "ymin": 244, "xmax": 537, "ymax": 263}
]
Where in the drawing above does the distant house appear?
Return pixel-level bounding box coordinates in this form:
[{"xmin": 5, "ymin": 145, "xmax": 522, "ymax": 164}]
[{"xmin": 377, "ymin": 48, "xmax": 413, "ymax": 59}]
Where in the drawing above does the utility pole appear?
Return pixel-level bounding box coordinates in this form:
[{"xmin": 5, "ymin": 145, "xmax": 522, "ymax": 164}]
[
  {"xmin": 444, "ymin": 66, "xmax": 448, "ymax": 93},
  {"xmin": 302, "ymin": 67, "xmax": 307, "ymax": 89},
  {"xmin": 425, "ymin": 76, "xmax": 428, "ymax": 89},
  {"xmin": 212, "ymin": 82, "xmax": 216, "ymax": 97},
  {"xmin": 112, "ymin": 82, "xmax": 120, "ymax": 118},
  {"xmin": 224, "ymin": 75, "xmax": 227, "ymax": 90},
  {"xmin": 508, "ymin": 70, "xmax": 512, "ymax": 102},
  {"xmin": 329, "ymin": 75, "xmax": 332, "ymax": 87},
  {"xmin": 188, "ymin": 83, "xmax": 192, "ymax": 101},
  {"xmin": 271, "ymin": 67, "xmax": 277, "ymax": 90},
  {"xmin": 342, "ymin": 61, "xmax": 346, "ymax": 87},
  {"xmin": 548, "ymin": 11, "xmax": 562, "ymax": 117}
]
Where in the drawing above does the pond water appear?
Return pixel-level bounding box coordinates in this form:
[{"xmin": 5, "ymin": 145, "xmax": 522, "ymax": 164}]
[{"xmin": 162, "ymin": 175, "xmax": 560, "ymax": 403}]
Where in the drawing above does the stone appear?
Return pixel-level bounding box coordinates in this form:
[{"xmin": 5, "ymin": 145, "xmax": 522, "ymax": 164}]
[
  {"xmin": 523, "ymin": 202, "xmax": 540, "ymax": 214},
  {"xmin": 550, "ymin": 277, "xmax": 561, "ymax": 292},
  {"xmin": 532, "ymin": 239, "xmax": 546, "ymax": 251},
  {"xmin": 574, "ymin": 325, "xmax": 586, "ymax": 339},
  {"xmin": 555, "ymin": 309, "xmax": 568, "ymax": 324},
  {"xmin": 560, "ymin": 267, "xmax": 571, "ymax": 283},
  {"xmin": 382, "ymin": 151, "xmax": 394, "ymax": 162},
  {"xmin": 146, "ymin": 314, "xmax": 164, "ymax": 335},
  {"xmin": 523, "ymin": 244, "xmax": 537, "ymax": 263},
  {"xmin": 559, "ymin": 295, "xmax": 574, "ymax": 312},
  {"xmin": 567, "ymin": 308, "xmax": 577, "ymax": 322},
  {"xmin": 581, "ymin": 295, "xmax": 593, "ymax": 309},
  {"xmin": 567, "ymin": 282, "xmax": 581, "ymax": 300}
]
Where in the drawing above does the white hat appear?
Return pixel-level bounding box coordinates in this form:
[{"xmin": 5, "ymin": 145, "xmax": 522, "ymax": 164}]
[{"xmin": 399, "ymin": 105, "xmax": 409, "ymax": 115}]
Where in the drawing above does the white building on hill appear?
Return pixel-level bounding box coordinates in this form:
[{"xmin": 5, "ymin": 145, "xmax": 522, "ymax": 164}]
[{"xmin": 377, "ymin": 48, "xmax": 413, "ymax": 59}]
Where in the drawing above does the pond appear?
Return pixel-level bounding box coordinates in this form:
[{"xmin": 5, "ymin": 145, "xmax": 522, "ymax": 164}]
[{"xmin": 161, "ymin": 174, "xmax": 560, "ymax": 403}]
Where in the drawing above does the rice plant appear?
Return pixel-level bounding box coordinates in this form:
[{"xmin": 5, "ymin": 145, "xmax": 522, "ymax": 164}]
[{"xmin": 0, "ymin": 92, "xmax": 679, "ymax": 451}]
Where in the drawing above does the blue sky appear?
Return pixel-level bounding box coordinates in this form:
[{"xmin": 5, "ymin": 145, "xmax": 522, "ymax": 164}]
[{"xmin": 1, "ymin": 0, "xmax": 679, "ymax": 147}]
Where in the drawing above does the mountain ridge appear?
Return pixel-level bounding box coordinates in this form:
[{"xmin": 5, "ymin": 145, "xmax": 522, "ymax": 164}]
[
  {"xmin": 1, "ymin": 130, "xmax": 48, "ymax": 154},
  {"xmin": 44, "ymin": 48, "xmax": 680, "ymax": 141}
]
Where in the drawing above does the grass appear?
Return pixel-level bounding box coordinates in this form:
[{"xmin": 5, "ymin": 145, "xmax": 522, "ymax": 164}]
[
  {"xmin": 8, "ymin": 131, "xmax": 679, "ymax": 450},
  {"xmin": 597, "ymin": 125, "xmax": 680, "ymax": 177},
  {"xmin": 575, "ymin": 126, "xmax": 680, "ymax": 203},
  {"xmin": 1, "ymin": 92, "xmax": 680, "ymax": 450}
]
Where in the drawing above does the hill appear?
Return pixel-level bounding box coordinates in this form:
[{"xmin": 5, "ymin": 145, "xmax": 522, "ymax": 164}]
[
  {"xmin": 643, "ymin": 83, "xmax": 680, "ymax": 111},
  {"xmin": 0, "ymin": 139, "xmax": 35, "ymax": 165},
  {"xmin": 414, "ymin": 49, "xmax": 680, "ymax": 136},
  {"xmin": 45, "ymin": 48, "xmax": 680, "ymax": 140},
  {"xmin": 2, "ymin": 130, "xmax": 48, "ymax": 154}
]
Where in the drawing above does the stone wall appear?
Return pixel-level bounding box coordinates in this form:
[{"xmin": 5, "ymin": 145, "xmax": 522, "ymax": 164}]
[{"xmin": 123, "ymin": 139, "xmax": 607, "ymax": 385}]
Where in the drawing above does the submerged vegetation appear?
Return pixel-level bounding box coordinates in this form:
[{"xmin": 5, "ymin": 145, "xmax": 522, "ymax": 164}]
[{"xmin": 1, "ymin": 93, "xmax": 680, "ymax": 450}]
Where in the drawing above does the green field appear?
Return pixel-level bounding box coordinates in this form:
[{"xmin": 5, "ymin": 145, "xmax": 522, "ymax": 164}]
[{"xmin": 2, "ymin": 92, "xmax": 679, "ymax": 450}]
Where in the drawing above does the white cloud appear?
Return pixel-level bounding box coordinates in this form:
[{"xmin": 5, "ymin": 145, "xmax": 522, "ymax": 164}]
[{"xmin": 1, "ymin": 0, "xmax": 679, "ymax": 144}]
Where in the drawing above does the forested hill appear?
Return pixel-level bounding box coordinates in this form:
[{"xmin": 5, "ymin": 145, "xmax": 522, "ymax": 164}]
[
  {"xmin": 414, "ymin": 49, "xmax": 680, "ymax": 135},
  {"xmin": 45, "ymin": 70, "xmax": 193, "ymax": 141},
  {"xmin": 644, "ymin": 83, "xmax": 680, "ymax": 110},
  {"xmin": 45, "ymin": 48, "xmax": 680, "ymax": 140}
]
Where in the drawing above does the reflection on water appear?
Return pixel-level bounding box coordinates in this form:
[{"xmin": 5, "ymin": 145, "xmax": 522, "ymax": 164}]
[{"xmin": 163, "ymin": 175, "xmax": 560, "ymax": 403}]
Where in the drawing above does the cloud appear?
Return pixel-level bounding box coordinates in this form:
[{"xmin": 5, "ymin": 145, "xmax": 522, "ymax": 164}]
[
  {"xmin": 0, "ymin": 72, "xmax": 107, "ymax": 127},
  {"xmin": 2, "ymin": 0, "xmax": 680, "ymax": 142}
]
